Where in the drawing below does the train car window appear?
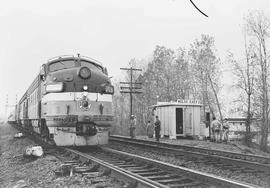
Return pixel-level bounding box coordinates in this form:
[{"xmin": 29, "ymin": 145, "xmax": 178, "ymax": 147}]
[
  {"xmin": 49, "ymin": 60, "xmax": 76, "ymax": 72},
  {"xmin": 81, "ymin": 61, "xmax": 103, "ymax": 72}
]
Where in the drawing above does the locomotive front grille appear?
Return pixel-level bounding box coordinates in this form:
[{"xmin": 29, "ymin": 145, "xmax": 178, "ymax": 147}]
[{"xmin": 76, "ymin": 123, "xmax": 97, "ymax": 136}]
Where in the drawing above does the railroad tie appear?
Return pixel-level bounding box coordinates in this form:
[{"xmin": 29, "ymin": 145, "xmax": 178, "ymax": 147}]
[
  {"xmin": 146, "ymin": 174, "xmax": 179, "ymax": 180},
  {"xmin": 136, "ymin": 171, "xmax": 167, "ymax": 176},
  {"xmin": 167, "ymin": 181, "xmax": 202, "ymax": 188},
  {"xmin": 156, "ymin": 177, "xmax": 191, "ymax": 184},
  {"xmin": 117, "ymin": 164, "xmax": 139, "ymax": 168},
  {"xmin": 130, "ymin": 168, "xmax": 158, "ymax": 173}
]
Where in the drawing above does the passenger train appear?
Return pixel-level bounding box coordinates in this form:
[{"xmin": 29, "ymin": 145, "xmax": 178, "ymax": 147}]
[{"xmin": 11, "ymin": 54, "xmax": 114, "ymax": 146}]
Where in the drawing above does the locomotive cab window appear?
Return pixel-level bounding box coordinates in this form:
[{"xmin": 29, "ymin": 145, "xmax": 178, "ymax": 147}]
[
  {"xmin": 81, "ymin": 61, "xmax": 103, "ymax": 72},
  {"xmin": 49, "ymin": 60, "xmax": 76, "ymax": 72}
]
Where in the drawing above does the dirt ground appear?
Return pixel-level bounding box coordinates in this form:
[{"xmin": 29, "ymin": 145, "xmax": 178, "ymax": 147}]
[{"xmin": 0, "ymin": 123, "xmax": 122, "ymax": 188}]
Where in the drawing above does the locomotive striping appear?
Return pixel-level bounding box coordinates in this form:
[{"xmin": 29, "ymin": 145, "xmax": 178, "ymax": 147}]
[{"xmin": 42, "ymin": 92, "xmax": 113, "ymax": 102}]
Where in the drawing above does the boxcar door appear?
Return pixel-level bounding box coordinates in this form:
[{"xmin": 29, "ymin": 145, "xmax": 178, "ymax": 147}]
[{"xmin": 176, "ymin": 108, "xmax": 183, "ymax": 134}]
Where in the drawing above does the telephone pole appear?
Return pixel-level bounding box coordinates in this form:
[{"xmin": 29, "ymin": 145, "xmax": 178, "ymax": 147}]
[
  {"xmin": 120, "ymin": 67, "xmax": 142, "ymax": 118},
  {"xmin": 5, "ymin": 94, "xmax": 8, "ymax": 119},
  {"xmin": 5, "ymin": 94, "xmax": 17, "ymax": 120}
]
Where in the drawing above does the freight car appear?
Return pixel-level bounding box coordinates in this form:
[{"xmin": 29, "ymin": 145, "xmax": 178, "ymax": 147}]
[{"xmin": 15, "ymin": 54, "xmax": 114, "ymax": 146}]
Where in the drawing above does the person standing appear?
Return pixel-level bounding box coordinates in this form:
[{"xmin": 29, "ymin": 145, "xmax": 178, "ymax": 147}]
[
  {"xmin": 130, "ymin": 115, "xmax": 136, "ymax": 138},
  {"xmin": 154, "ymin": 116, "xmax": 161, "ymax": 142},
  {"xmin": 211, "ymin": 117, "xmax": 221, "ymax": 142},
  {"xmin": 146, "ymin": 120, "xmax": 153, "ymax": 138},
  {"xmin": 222, "ymin": 120, "xmax": 230, "ymax": 143}
]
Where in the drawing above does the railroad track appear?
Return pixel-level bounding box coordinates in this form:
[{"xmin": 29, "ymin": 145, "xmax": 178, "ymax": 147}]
[
  {"xmin": 110, "ymin": 135, "xmax": 270, "ymax": 165},
  {"xmin": 109, "ymin": 136, "xmax": 270, "ymax": 177},
  {"xmin": 110, "ymin": 136, "xmax": 270, "ymax": 165},
  {"xmin": 10, "ymin": 124, "xmax": 257, "ymax": 187},
  {"xmin": 70, "ymin": 147, "xmax": 256, "ymax": 188}
]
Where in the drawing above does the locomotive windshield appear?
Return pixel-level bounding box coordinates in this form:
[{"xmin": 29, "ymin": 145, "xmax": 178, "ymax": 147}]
[
  {"xmin": 49, "ymin": 60, "xmax": 76, "ymax": 72},
  {"xmin": 81, "ymin": 60, "xmax": 103, "ymax": 72},
  {"xmin": 48, "ymin": 59, "xmax": 103, "ymax": 73}
]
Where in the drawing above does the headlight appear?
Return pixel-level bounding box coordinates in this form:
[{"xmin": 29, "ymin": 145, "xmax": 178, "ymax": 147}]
[
  {"xmin": 79, "ymin": 67, "xmax": 91, "ymax": 79},
  {"xmin": 46, "ymin": 82, "xmax": 63, "ymax": 92},
  {"xmin": 104, "ymin": 85, "xmax": 114, "ymax": 94},
  {"xmin": 83, "ymin": 85, "xmax": 88, "ymax": 91}
]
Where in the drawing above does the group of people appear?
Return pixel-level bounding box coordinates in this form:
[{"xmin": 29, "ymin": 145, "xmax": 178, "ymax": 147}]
[
  {"xmin": 130, "ymin": 115, "xmax": 230, "ymax": 143},
  {"xmin": 210, "ymin": 117, "xmax": 230, "ymax": 143},
  {"xmin": 147, "ymin": 116, "xmax": 161, "ymax": 141},
  {"xmin": 130, "ymin": 115, "xmax": 161, "ymax": 141}
]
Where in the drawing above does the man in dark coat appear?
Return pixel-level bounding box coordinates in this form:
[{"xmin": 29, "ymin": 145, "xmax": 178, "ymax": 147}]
[
  {"xmin": 130, "ymin": 115, "xmax": 136, "ymax": 138},
  {"xmin": 154, "ymin": 116, "xmax": 161, "ymax": 141}
]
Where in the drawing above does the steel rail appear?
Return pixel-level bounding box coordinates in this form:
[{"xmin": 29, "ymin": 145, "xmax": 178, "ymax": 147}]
[
  {"xmin": 10, "ymin": 124, "xmax": 165, "ymax": 188},
  {"xmin": 9, "ymin": 124, "xmax": 260, "ymax": 188},
  {"xmin": 110, "ymin": 136, "xmax": 270, "ymax": 174},
  {"xmin": 110, "ymin": 135, "xmax": 270, "ymax": 164},
  {"xmin": 65, "ymin": 148, "xmax": 167, "ymax": 188},
  {"xmin": 101, "ymin": 147, "xmax": 257, "ymax": 188}
]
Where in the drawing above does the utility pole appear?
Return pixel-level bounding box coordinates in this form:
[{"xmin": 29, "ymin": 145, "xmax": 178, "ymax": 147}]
[
  {"xmin": 5, "ymin": 94, "xmax": 8, "ymax": 120},
  {"xmin": 120, "ymin": 67, "xmax": 142, "ymax": 118},
  {"xmin": 5, "ymin": 94, "xmax": 17, "ymax": 121},
  {"xmin": 15, "ymin": 94, "xmax": 18, "ymax": 121}
]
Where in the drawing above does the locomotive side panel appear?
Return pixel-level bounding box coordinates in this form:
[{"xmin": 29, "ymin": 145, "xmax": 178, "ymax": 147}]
[
  {"xmin": 27, "ymin": 75, "xmax": 43, "ymax": 134},
  {"xmin": 18, "ymin": 93, "xmax": 28, "ymax": 127}
]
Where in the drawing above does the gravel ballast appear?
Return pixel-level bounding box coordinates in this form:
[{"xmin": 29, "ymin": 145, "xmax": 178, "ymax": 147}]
[
  {"xmin": 0, "ymin": 123, "xmax": 122, "ymax": 187},
  {"xmin": 108, "ymin": 140, "xmax": 269, "ymax": 187}
]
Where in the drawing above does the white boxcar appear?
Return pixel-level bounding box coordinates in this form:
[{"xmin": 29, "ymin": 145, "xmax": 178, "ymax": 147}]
[{"xmin": 153, "ymin": 100, "xmax": 208, "ymax": 139}]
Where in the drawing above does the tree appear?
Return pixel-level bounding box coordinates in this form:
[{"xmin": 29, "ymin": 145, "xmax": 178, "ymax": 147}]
[
  {"xmin": 172, "ymin": 48, "xmax": 191, "ymax": 100},
  {"xmin": 148, "ymin": 45, "xmax": 174, "ymax": 102},
  {"xmin": 113, "ymin": 37, "xmax": 222, "ymax": 137},
  {"xmin": 245, "ymin": 11, "xmax": 270, "ymax": 151},
  {"xmin": 112, "ymin": 78, "xmax": 130, "ymax": 135},
  {"xmin": 189, "ymin": 34, "xmax": 223, "ymax": 122},
  {"xmin": 228, "ymin": 37, "xmax": 256, "ymax": 146}
]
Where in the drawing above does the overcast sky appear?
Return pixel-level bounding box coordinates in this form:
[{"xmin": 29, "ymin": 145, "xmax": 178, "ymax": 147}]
[{"xmin": 1, "ymin": 0, "xmax": 270, "ymax": 118}]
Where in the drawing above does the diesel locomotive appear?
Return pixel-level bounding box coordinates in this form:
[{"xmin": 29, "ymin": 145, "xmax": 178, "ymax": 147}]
[{"xmin": 15, "ymin": 54, "xmax": 114, "ymax": 146}]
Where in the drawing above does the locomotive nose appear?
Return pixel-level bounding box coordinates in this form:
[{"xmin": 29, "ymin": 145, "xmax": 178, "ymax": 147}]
[
  {"xmin": 79, "ymin": 67, "xmax": 91, "ymax": 79},
  {"xmin": 82, "ymin": 100, "xmax": 89, "ymax": 108}
]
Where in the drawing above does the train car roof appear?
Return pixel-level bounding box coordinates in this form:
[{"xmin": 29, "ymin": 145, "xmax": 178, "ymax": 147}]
[{"xmin": 18, "ymin": 92, "xmax": 28, "ymax": 104}]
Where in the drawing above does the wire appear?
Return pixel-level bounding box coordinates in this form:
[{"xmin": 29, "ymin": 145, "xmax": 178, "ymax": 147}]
[{"xmin": 189, "ymin": 0, "xmax": 208, "ymax": 18}]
